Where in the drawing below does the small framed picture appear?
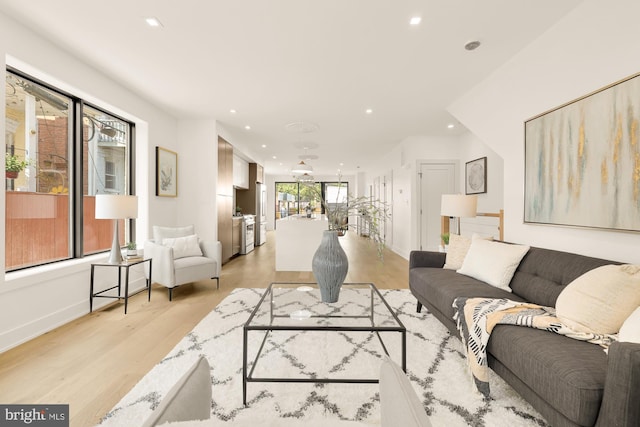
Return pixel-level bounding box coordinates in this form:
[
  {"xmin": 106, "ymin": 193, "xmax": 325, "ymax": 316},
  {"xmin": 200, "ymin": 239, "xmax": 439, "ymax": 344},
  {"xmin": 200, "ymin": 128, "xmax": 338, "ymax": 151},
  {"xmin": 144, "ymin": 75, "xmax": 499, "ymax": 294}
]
[
  {"xmin": 156, "ymin": 147, "xmax": 177, "ymax": 197},
  {"xmin": 465, "ymin": 157, "xmax": 487, "ymax": 195}
]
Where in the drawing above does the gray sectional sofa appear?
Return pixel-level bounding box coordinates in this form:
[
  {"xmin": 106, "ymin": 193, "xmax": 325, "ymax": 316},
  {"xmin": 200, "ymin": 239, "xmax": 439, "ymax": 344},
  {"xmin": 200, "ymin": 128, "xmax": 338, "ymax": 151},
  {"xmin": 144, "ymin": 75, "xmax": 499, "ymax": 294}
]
[{"xmin": 409, "ymin": 246, "xmax": 640, "ymax": 427}]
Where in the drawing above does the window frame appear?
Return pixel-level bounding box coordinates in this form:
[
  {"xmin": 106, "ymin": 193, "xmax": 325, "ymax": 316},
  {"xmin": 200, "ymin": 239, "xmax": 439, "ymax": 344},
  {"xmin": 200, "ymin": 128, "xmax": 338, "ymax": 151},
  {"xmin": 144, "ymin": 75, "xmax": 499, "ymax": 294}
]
[{"xmin": 5, "ymin": 67, "xmax": 136, "ymax": 272}]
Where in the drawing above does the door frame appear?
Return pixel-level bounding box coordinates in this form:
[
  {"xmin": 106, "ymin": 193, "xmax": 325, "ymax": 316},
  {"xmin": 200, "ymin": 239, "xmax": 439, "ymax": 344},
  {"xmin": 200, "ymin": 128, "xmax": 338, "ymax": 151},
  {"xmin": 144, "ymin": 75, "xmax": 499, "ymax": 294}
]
[{"xmin": 416, "ymin": 159, "xmax": 459, "ymax": 251}]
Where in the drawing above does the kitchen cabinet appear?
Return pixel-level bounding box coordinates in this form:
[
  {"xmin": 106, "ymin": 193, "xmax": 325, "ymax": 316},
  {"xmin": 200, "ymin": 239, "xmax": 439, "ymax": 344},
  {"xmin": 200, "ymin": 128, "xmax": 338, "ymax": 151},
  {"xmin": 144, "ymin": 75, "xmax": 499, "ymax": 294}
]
[
  {"xmin": 256, "ymin": 164, "xmax": 264, "ymax": 184},
  {"xmin": 233, "ymin": 155, "xmax": 249, "ymax": 189}
]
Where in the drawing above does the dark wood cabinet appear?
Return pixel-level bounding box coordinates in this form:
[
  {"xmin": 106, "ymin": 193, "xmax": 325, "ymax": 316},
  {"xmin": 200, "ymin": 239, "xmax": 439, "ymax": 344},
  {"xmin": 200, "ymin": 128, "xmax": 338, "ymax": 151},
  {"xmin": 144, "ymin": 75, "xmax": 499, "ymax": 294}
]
[{"xmin": 232, "ymin": 217, "xmax": 242, "ymax": 256}]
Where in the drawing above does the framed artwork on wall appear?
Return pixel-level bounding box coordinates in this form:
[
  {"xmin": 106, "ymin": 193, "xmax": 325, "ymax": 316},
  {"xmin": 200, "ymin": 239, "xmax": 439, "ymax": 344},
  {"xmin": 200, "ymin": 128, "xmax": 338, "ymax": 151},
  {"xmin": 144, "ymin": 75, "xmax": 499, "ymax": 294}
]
[
  {"xmin": 156, "ymin": 146, "xmax": 177, "ymax": 197},
  {"xmin": 524, "ymin": 72, "xmax": 640, "ymax": 232},
  {"xmin": 465, "ymin": 157, "xmax": 487, "ymax": 195}
]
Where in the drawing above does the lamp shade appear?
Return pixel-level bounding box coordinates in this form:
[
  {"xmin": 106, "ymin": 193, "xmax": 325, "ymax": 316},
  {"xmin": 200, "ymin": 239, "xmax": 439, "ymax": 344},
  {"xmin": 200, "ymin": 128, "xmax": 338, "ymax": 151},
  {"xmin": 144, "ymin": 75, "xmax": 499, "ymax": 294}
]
[
  {"xmin": 292, "ymin": 160, "xmax": 313, "ymax": 174},
  {"xmin": 95, "ymin": 195, "xmax": 138, "ymax": 219},
  {"xmin": 441, "ymin": 194, "xmax": 477, "ymax": 218}
]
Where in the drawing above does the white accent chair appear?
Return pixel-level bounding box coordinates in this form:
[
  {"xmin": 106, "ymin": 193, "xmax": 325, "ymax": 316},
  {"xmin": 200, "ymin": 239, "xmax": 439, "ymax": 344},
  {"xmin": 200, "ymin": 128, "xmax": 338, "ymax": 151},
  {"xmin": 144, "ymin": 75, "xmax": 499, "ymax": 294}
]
[{"xmin": 144, "ymin": 225, "xmax": 222, "ymax": 301}]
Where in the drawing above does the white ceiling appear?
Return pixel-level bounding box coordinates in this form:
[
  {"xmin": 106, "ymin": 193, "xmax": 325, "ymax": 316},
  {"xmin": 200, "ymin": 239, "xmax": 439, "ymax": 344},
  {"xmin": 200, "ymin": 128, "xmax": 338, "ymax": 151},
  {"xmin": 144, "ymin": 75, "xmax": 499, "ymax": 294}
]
[{"xmin": 0, "ymin": 0, "xmax": 581, "ymax": 176}]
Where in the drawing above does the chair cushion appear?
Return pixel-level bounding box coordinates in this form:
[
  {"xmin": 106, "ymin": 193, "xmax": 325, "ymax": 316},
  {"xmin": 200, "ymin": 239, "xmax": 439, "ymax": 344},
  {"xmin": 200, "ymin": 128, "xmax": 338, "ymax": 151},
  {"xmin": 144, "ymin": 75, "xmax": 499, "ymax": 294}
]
[
  {"xmin": 153, "ymin": 225, "xmax": 196, "ymax": 242},
  {"xmin": 141, "ymin": 356, "xmax": 211, "ymax": 427},
  {"xmin": 380, "ymin": 356, "xmax": 431, "ymax": 427},
  {"xmin": 174, "ymin": 257, "xmax": 216, "ymax": 287}
]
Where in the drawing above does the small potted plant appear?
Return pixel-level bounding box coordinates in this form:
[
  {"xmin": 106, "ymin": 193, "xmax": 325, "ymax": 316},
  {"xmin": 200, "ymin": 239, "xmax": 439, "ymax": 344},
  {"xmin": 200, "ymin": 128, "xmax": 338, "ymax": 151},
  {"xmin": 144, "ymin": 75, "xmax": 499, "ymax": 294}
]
[
  {"xmin": 441, "ymin": 233, "xmax": 450, "ymax": 252},
  {"xmin": 5, "ymin": 153, "xmax": 29, "ymax": 179},
  {"xmin": 125, "ymin": 242, "xmax": 138, "ymax": 257}
]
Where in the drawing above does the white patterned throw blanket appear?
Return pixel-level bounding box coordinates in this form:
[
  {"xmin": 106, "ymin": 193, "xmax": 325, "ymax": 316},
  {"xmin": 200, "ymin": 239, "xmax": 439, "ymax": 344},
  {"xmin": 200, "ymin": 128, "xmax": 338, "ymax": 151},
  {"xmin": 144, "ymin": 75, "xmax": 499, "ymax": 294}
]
[{"xmin": 452, "ymin": 297, "xmax": 616, "ymax": 398}]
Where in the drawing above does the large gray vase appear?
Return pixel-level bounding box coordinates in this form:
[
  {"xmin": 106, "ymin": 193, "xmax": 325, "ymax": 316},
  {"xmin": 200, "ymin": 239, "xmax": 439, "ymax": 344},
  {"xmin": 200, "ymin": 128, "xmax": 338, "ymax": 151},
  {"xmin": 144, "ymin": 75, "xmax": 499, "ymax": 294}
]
[{"xmin": 312, "ymin": 230, "xmax": 349, "ymax": 303}]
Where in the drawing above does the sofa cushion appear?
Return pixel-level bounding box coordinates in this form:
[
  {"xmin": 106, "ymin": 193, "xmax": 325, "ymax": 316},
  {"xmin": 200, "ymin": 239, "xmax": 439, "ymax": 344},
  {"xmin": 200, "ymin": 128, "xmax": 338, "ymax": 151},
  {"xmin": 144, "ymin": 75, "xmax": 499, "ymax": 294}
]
[
  {"xmin": 141, "ymin": 356, "xmax": 212, "ymax": 427},
  {"xmin": 487, "ymin": 326, "xmax": 607, "ymax": 426},
  {"xmin": 409, "ymin": 268, "xmax": 524, "ymax": 327},
  {"xmin": 456, "ymin": 240, "xmax": 530, "ymax": 292},
  {"xmin": 556, "ymin": 264, "xmax": 640, "ymax": 334},
  {"xmin": 509, "ymin": 247, "xmax": 616, "ymax": 308}
]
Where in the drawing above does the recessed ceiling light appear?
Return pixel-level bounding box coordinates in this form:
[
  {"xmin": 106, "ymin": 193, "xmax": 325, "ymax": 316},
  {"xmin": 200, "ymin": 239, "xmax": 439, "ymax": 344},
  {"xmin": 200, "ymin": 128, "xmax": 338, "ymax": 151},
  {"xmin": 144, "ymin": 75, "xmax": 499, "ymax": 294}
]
[
  {"xmin": 410, "ymin": 16, "xmax": 421, "ymax": 26},
  {"xmin": 339, "ymin": 163, "xmax": 344, "ymax": 166},
  {"xmin": 261, "ymin": 144, "xmax": 267, "ymax": 148},
  {"xmin": 245, "ymin": 125, "xmax": 251, "ymax": 130},
  {"xmin": 145, "ymin": 17, "xmax": 163, "ymax": 27},
  {"xmin": 365, "ymin": 109, "xmax": 373, "ymax": 114},
  {"xmin": 230, "ymin": 109, "xmax": 237, "ymax": 114},
  {"xmin": 464, "ymin": 40, "xmax": 481, "ymax": 51},
  {"xmin": 272, "ymin": 156, "xmax": 277, "ymax": 159},
  {"xmin": 447, "ymin": 124, "xmax": 455, "ymax": 129}
]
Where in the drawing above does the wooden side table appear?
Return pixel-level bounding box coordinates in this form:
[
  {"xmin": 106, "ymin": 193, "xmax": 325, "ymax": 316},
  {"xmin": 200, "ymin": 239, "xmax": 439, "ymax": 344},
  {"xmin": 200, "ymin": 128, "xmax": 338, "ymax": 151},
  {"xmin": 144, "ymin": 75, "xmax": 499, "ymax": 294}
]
[{"xmin": 90, "ymin": 258, "xmax": 152, "ymax": 314}]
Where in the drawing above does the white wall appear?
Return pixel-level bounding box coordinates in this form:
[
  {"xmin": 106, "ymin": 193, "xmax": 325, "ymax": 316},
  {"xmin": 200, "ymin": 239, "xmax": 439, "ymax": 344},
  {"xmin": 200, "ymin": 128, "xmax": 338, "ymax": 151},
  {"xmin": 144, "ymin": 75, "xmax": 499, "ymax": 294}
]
[
  {"xmin": 0, "ymin": 12, "xmax": 181, "ymax": 352},
  {"xmin": 365, "ymin": 134, "xmax": 504, "ymax": 258},
  {"xmin": 176, "ymin": 120, "xmax": 218, "ymax": 242},
  {"xmin": 449, "ymin": 0, "xmax": 640, "ymax": 263}
]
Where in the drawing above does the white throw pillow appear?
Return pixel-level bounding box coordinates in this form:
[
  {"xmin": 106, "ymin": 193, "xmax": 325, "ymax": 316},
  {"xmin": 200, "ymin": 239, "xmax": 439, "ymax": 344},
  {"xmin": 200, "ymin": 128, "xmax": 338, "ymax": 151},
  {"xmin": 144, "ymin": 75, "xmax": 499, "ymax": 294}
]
[
  {"xmin": 456, "ymin": 240, "xmax": 530, "ymax": 292},
  {"xmin": 619, "ymin": 307, "xmax": 640, "ymax": 343},
  {"xmin": 444, "ymin": 233, "xmax": 493, "ymax": 270},
  {"xmin": 556, "ymin": 264, "xmax": 640, "ymax": 335},
  {"xmin": 162, "ymin": 234, "xmax": 203, "ymax": 259},
  {"xmin": 443, "ymin": 234, "xmax": 471, "ymax": 270}
]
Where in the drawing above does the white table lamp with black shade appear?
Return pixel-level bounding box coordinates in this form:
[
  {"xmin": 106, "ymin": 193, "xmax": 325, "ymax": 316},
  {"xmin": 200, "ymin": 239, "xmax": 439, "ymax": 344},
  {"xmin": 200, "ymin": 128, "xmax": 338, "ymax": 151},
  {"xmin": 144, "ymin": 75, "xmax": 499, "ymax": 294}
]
[
  {"xmin": 440, "ymin": 194, "xmax": 477, "ymax": 235},
  {"xmin": 95, "ymin": 194, "xmax": 138, "ymax": 264}
]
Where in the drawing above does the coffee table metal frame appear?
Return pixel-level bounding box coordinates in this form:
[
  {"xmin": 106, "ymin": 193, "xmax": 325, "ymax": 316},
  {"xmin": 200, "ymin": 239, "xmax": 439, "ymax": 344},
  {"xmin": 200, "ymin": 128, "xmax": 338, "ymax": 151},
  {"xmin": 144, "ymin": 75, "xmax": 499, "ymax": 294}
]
[{"xmin": 242, "ymin": 282, "xmax": 406, "ymax": 406}]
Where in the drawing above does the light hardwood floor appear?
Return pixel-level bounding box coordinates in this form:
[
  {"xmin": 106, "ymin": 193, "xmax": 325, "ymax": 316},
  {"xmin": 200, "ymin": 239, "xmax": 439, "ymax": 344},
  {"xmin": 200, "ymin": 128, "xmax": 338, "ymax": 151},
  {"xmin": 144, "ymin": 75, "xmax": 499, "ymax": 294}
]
[{"xmin": 0, "ymin": 231, "xmax": 409, "ymax": 427}]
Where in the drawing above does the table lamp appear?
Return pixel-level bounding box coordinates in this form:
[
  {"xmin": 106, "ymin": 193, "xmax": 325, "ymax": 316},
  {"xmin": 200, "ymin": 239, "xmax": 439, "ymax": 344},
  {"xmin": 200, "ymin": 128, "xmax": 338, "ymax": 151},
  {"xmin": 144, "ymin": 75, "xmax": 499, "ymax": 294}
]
[
  {"xmin": 95, "ymin": 194, "xmax": 138, "ymax": 264},
  {"xmin": 441, "ymin": 194, "xmax": 477, "ymax": 235}
]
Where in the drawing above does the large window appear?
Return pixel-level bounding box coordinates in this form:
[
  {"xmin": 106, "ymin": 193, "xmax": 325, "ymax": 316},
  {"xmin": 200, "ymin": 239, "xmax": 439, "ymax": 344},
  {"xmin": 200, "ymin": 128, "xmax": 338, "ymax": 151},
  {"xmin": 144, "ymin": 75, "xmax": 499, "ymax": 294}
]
[
  {"xmin": 275, "ymin": 181, "xmax": 348, "ymax": 221},
  {"xmin": 5, "ymin": 69, "xmax": 134, "ymax": 271}
]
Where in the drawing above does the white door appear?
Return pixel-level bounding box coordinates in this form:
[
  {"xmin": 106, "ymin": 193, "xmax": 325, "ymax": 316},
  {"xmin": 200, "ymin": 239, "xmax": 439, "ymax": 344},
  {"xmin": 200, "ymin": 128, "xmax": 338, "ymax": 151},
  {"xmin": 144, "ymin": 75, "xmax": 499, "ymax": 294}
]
[{"xmin": 419, "ymin": 162, "xmax": 456, "ymax": 251}]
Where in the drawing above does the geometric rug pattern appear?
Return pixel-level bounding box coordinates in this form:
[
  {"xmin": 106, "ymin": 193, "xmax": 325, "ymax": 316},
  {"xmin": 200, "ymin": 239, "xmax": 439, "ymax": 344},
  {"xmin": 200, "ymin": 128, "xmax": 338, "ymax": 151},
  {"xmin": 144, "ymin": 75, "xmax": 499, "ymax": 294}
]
[{"xmin": 99, "ymin": 288, "xmax": 549, "ymax": 427}]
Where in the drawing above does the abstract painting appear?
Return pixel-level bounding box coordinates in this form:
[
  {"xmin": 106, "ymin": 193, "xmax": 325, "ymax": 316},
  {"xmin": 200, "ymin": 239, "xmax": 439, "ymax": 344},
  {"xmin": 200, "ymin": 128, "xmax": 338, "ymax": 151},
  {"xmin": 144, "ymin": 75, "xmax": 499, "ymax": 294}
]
[
  {"xmin": 525, "ymin": 72, "xmax": 640, "ymax": 232},
  {"xmin": 156, "ymin": 146, "xmax": 177, "ymax": 197}
]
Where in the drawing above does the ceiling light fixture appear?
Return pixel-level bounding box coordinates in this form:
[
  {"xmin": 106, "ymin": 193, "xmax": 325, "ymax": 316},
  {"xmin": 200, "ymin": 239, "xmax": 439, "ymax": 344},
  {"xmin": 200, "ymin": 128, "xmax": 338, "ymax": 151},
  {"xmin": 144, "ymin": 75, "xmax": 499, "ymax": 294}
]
[
  {"xmin": 292, "ymin": 160, "xmax": 313, "ymax": 174},
  {"xmin": 145, "ymin": 17, "xmax": 163, "ymax": 27},
  {"xmin": 297, "ymin": 173, "xmax": 315, "ymax": 183},
  {"xmin": 230, "ymin": 109, "xmax": 237, "ymax": 114},
  {"xmin": 447, "ymin": 124, "xmax": 455, "ymax": 129},
  {"xmin": 410, "ymin": 16, "xmax": 422, "ymax": 26},
  {"xmin": 464, "ymin": 40, "xmax": 481, "ymax": 51},
  {"xmin": 261, "ymin": 144, "xmax": 267, "ymax": 148},
  {"xmin": 245, "ymin": 125, "xmax": 251, "ymax": 130},
  {"xmin": 365, "ymin": 109, "xmax": 373, "ymax": 114}
]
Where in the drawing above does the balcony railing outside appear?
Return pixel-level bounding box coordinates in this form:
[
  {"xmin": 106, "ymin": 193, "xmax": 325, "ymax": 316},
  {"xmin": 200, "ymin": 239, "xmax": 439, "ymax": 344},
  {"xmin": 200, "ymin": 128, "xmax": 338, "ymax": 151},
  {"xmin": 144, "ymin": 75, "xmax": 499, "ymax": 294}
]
[{"xmin": 5, "ymin": 192, "xmax": 121, "ymax": 270}]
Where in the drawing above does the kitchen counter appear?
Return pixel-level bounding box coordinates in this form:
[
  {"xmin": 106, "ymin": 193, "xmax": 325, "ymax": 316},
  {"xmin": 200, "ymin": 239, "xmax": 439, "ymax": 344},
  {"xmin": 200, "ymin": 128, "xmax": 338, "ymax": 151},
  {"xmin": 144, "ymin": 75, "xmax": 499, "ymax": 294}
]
[{"xmin": 275, "ymin": 215, "xmax": 328, "ymax": 271}]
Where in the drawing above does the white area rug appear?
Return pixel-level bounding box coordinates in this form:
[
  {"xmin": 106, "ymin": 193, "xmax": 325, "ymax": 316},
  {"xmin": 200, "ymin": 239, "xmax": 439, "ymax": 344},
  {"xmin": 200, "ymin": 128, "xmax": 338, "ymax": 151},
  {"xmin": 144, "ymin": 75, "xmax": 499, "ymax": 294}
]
[{"xmin": 100, "ymin": 288, "xmax": 549, "ymax": 426}]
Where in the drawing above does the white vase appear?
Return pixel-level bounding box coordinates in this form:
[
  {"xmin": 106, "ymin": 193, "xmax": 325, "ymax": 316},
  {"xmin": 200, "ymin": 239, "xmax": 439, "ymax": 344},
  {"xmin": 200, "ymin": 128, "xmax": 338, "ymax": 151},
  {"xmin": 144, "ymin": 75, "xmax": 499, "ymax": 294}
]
[{"xmin": 312, "ymin": 230, "xmax": 349, "ymax": 303}]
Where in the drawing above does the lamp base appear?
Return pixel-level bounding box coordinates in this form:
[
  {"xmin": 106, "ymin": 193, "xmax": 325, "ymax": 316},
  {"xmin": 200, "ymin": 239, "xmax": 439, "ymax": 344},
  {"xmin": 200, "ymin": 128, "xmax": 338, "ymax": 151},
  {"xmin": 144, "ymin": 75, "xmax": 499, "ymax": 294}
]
[{"xmin": 108, "ymin": 219, "xmax": 123, "ymax": 264}]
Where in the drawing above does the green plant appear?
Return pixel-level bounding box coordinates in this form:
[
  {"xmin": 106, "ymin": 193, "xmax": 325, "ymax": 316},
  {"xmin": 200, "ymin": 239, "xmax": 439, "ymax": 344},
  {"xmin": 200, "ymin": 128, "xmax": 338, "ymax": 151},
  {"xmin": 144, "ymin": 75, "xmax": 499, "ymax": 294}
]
[
  {"xmin": 126, "ymin": 242, "xmax": 137, "ymax": 250},
  {"xmin": 5, "ymin": 153, "xmax": 29, "ymax": 172},
  {"xmin": 441, "ymin": 233, "xmax": 450, "ymax": 245},
  {"xmin": 301, "ymin": 181, "xmax": 391, "ymax": 260}
]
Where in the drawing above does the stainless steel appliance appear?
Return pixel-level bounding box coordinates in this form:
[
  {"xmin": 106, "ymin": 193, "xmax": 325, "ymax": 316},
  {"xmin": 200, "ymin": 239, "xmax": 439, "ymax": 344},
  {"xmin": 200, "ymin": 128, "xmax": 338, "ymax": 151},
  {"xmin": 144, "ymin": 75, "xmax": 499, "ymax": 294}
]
[
  {"xmin": 255, "ymin": 184, "xmax": 267, "ymax": 246},
  {"xmin": 240, "ymin": 215, "xmax": 255, "ymax": 254}
]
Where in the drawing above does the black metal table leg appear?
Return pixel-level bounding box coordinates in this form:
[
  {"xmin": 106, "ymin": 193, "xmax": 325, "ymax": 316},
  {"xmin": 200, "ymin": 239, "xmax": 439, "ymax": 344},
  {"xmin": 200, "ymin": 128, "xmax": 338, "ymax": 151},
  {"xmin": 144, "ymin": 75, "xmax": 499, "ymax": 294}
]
[
  {"xmin": 90, "ymin": 264, "xmax": 95, "ymax": 312},
  {"xmin": 124, "ymin": 265, "xmax": 130, "ymax": 314}
]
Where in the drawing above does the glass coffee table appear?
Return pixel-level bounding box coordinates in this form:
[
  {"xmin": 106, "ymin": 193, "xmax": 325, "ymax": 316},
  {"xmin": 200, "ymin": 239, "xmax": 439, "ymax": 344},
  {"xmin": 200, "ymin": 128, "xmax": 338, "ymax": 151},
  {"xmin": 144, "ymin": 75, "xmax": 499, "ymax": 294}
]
[{"xmin": 242, "ymin": 282, "xmax": 406, "ymax": 405}]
